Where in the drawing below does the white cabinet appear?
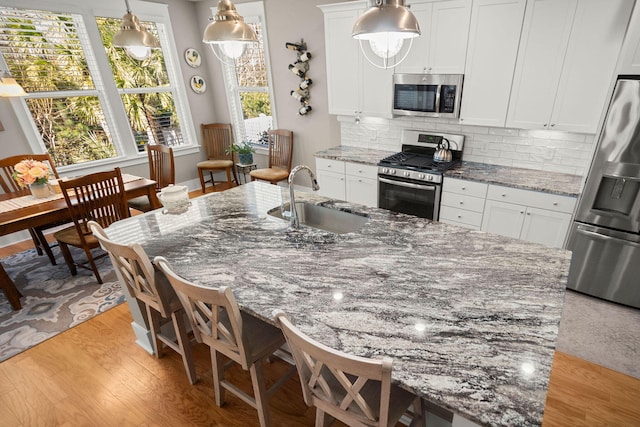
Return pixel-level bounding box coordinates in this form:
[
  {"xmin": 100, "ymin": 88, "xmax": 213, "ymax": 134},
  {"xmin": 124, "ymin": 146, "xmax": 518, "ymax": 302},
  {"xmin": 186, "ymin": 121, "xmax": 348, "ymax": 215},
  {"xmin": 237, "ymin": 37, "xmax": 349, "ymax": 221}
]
[
  {"xmin": 440, "ymin": 178, "xmax": 488, "ymax": 229},
  {"xmin": 506, "ymin": 0, "xmax": 633, "ymax": 133},
  {"xmin": 481, "ymin": 185, "xmax": 576, "ymax": 248},
  {"xmin": 316, "ymin": 158, "xmax": 346, "ymax": 200},
  {"xmin": 319, "ymin": 1, "xmax": 393, "ymax": 118},
  {"xmin": 458, "ymin": 0, "xmax": 526, "ymax": 127},
  {"xmin": 315, "ymin": 158, "xmax": 378, "ymax": 207},
  {"xmin": 345, "ymin": 162, "xmax": 378, "ymax": 207},
  {"xmin": 396, "ymin": 0, "xmax": 472, "ymax": 74},
  {"xmin": 616, "ymin": 3, "xmax": 640, "ymax": 74}
]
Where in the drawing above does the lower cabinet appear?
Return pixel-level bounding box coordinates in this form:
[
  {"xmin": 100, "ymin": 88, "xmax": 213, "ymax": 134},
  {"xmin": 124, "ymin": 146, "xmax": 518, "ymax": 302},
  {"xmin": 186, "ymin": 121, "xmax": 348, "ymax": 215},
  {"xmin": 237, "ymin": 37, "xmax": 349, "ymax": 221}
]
[
  {"xmin": 315, "ymin": 158, "xmax": 378, "ymax": 207},
  {"xmin": 440, "ymin": 177, "xmax": 488, "ymax": 230},
  {"xmin": 481, "ymin": 185, "xmax": 575, "ymax": 248}
]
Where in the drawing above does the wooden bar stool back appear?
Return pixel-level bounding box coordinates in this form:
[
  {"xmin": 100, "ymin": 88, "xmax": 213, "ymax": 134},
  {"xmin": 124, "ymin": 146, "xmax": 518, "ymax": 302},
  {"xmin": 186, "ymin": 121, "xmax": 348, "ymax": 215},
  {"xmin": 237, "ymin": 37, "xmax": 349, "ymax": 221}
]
[{"xmin": 250, "ymin": 129, "xmax": 294, "ymax": 185}]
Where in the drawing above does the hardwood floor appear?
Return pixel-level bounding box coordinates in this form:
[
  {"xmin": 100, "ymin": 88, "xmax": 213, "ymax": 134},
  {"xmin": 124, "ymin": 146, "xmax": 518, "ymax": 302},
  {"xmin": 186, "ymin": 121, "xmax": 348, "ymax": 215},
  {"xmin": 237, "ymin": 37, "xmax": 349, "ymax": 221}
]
[{"xmin": 2, "ymin": 186, "xmax": 639, "ymax": 426}]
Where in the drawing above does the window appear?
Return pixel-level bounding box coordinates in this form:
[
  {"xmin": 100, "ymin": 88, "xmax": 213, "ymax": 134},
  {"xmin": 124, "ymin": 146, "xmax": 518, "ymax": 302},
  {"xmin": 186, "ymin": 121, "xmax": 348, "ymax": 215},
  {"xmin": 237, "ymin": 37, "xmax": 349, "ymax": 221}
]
[
  {"xmin": 0, "ymin": 3, "xmax": 195, "ymax": 169},
  {"xmin": 220, "ymin": 2, "xmax": 275, "ymax": 146}
]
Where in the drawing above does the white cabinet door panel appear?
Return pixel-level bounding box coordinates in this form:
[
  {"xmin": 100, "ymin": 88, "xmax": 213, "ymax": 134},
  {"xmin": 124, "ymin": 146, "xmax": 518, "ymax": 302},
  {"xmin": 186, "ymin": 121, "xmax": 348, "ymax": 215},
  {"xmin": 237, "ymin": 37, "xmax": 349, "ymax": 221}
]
[
  {"xmin": 506, "ymin": 0, "xmax": 577, "ymax": 129},
  {"xmin": 520, "ymin": 207, "xmax": 572, "ymax": 247},
  {"xmin": 317, "ymin": 170, "xmax": 346, "ymax": 200},
  {"xmin": 346, "ymin": 175, "xmax": 378, "ymax": 207},
  {"xmin": 459, "ymin": 0, "xmax": 526, "ymax": 126},
  {"xmin": 440, "ymin": 205, "xmax": 484, "ymax": 227},
  {"xmin": 441, "ymin": 192, "xmax": 486, "ymax": 213},
  {"xmin": 397, "ymin": 1, "xmax": 433, "ymax": 73},
  {"xmin": 442, "ymin": 177, "xmax": 488, "ymax": 197},
  {"xmin": 481, "ymin": 200, "xmax": 525, "ymax": 239},
  {"xmin": 550, "ymin": 0, "xmax": 633, "ymax": 133},
  {"xmin": 429, "ymin": 0, "xmax": 472, "ymax": 74}
]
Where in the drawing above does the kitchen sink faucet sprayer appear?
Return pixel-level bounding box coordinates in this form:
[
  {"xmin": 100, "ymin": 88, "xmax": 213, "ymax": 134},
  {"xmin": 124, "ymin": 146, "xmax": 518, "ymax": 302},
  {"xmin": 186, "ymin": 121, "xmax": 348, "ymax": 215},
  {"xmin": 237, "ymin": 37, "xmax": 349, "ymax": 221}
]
[{"xmin": 288, "ymin": 165, "xmax": 320, "ymax": 228}]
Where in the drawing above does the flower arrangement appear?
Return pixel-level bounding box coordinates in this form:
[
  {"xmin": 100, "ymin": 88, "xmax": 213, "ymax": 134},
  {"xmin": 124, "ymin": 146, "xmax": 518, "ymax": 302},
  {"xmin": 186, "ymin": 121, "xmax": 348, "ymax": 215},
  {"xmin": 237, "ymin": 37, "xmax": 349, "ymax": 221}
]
[{"xmin": 12, "ymin": 159, "xmax": 50, "ymax": 188}]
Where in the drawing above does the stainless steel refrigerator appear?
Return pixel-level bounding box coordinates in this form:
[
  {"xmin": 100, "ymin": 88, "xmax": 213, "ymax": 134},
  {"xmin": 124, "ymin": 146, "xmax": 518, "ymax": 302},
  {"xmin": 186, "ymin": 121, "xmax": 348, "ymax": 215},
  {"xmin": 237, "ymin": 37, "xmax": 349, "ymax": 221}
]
[{"xmin": 567, "ymin": 77, "xmax": 640, "ymax": 309}]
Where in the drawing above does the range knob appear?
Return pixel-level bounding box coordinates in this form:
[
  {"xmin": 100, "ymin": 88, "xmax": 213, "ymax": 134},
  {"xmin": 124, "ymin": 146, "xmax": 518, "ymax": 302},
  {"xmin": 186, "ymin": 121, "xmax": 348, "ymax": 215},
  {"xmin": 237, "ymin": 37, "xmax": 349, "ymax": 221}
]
[
  {"xmin": 404, "ymin": 171, "xmax": 411, "ymax": 177},
  {"xmin": 391, "ymin": 169, "xmax": 396, "ymax": 175},
  {"xmin": 382, "ymin": 168, "xmax": 389, "ymax": 174},
  {"xmin": 427, "ymin": 175, "xmax": 434, "ymax": 181},
  {"xmin": 418, "ymin": 173, "xmax": 425, "ymax": 180}
]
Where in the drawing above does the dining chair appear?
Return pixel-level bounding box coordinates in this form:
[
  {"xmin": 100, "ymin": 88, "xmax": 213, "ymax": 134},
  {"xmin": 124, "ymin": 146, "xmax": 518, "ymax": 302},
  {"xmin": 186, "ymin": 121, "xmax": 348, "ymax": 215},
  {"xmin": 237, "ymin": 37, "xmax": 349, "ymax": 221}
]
[
  {"xmin": 197, "ymin": 123, "xmax": 238, "ymax": 193},
  {"xmin": 88, "ymin": 221, "xmax": 197, "ymax": 385},
  {"xmin": 273, "ymin": 310, "xmax": 425, "ymax": 427},
  {"xmin": 0, "ymin": 153, "xmax": 61, "ymax": 265},
  {"xmin": 155, "ymin": 256, "xmax": 295, "ymax": 427},
  {"xmin": 250, "ymin": 129, "xmax": 294, "ymax": 185},
  {"xmin": 54, "ymin": 168, "xmax": 130, "ymax": 284},
  {"xmin": 128, "ymin": 144, "xmax": 175, "ymax": 212}
]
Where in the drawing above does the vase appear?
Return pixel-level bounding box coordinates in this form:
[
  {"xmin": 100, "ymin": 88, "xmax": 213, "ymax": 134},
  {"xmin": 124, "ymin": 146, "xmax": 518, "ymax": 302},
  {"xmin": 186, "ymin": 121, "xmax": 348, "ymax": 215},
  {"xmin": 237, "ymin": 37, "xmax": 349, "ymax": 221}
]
[
  {"xmin": 29, "ymin": 182, "xmax": 51, "ymax": 199},
  {"xmin": 238, "ymin": 153, "xmax": 253, "ymax": 165}
]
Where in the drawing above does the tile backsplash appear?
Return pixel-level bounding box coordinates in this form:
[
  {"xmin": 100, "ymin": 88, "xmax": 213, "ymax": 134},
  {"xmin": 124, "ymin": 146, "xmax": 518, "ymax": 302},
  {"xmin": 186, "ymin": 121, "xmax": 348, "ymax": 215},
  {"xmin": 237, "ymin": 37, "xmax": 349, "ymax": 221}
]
[{"xmin": 338, "ymin": 115, "xmax": 596, "ymax": 177}]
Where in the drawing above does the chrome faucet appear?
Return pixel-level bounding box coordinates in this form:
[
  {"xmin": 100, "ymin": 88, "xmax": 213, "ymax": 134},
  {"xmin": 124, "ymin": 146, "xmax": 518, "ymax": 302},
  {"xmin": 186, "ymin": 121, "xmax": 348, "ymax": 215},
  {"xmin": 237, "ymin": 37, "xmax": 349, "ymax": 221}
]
[{"xmin": 288, "ymin": 165, "xmax": 320, "ymax": 228}]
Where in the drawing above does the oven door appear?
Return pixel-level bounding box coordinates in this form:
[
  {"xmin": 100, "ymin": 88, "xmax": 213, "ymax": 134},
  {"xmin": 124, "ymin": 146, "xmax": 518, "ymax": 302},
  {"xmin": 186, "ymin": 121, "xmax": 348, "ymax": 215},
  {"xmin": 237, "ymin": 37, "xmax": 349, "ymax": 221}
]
[{"xmin": 378, "ymin": 176, "xmax": 440, "ymax": 220}]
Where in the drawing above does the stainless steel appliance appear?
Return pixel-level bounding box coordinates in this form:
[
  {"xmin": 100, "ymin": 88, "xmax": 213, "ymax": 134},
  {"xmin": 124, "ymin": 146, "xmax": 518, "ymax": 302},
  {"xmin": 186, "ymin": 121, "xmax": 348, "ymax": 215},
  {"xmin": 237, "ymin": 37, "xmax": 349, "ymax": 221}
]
[
  {"xmin": 392, "ymin": 74, "xmax": 463, "ymax": 118},
  {"xmin": 567, "ymin": 77, "xmax": 640, "ymax": 309},
  {"xmin": 378, "ymin": 131, "xmax": 464, "ymax": 220}
]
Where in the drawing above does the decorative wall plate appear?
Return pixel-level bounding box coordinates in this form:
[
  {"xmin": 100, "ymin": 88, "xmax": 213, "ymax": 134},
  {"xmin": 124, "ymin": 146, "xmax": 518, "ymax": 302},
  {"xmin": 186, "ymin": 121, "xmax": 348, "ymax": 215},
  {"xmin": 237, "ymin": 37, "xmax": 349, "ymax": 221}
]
[
  {"xmin": 190, "ymin": 75, "xmax": 206, "ymax": 93},
  {"xmin": 184, "ymin": 48, "xmax": 201, "ymax": 68}
]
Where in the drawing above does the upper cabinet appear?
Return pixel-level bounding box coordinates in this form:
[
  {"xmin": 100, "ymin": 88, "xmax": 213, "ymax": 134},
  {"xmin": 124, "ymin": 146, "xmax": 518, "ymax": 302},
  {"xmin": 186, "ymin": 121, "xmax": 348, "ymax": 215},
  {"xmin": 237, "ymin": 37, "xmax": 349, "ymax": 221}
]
[
  {"xmin": 506, "ymin": 0, "xmax": 633, "ymax": 133},
  {"xmin": 319, "ymin": 1, "xmax": 393, "ymax": 118},
  {"xmin": 459, "ymin": 0, "xmax": 526, "ymax": 127},
  {"xmin": 395, "ymin": 0, "xmax": 472, "ymax": 74}
]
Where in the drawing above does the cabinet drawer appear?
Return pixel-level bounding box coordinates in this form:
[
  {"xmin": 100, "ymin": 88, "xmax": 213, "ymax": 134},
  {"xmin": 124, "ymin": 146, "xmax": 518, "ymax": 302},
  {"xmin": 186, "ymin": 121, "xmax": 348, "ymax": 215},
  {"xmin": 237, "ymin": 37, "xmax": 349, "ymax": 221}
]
[
  {"xmin": 440, "ymin": 205, "xmax": 484, "ymax": 227},
  {"xmin": 486, "ymin": 185, "xmax": 576, "ymax": 213},
  {"xmin": 316, "ymin": 157, "xmax": 345, "ymax": 173},
  {"xmin": 442, "ymin": 178, "xmax": 488, "ymax": 198},
  {"xmin": 345, "ymin": 162, "xmax": 378, "ymax": 179},
  {"xmin": 441, "ymin": 192, "xmax": 486, "ymax": 213}
]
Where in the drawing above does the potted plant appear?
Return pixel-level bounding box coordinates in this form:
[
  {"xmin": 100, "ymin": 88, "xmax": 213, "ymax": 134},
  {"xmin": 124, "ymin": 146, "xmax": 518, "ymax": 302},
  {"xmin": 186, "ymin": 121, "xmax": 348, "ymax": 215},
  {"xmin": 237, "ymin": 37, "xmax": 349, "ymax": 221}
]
[{"xmin": 228, "ymin": 141, "xmax": 256, "ymax": 165}]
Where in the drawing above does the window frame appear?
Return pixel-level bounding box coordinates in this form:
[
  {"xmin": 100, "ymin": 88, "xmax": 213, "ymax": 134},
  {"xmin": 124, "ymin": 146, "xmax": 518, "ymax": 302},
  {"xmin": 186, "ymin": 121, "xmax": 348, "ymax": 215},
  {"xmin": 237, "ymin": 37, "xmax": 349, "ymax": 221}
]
[
  {"xmin": 218, "ymin": 1, "xmax": 277, "ymax": 150},
  {"xmin": 1, "ymin": 0, "xmax": 199, "ymax": 176}
]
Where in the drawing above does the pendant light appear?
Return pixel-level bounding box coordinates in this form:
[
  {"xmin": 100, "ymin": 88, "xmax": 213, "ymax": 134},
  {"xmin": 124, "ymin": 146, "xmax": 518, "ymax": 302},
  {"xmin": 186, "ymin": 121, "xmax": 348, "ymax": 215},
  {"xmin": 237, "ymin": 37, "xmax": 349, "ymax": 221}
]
[
  {"xmin": 203, "ymin": 0, "xmax": 258, "ymax": 64},
  {"xmin": 0, "ymin": 70, "xmax": 27, "ymax": 97},
  {"xmin": 352, "ymin": 0, "xmax": 420, "ymax": 69},
  {"xmin": 113, "ymin": 0, "xmax": 160, "ymax": 60}
]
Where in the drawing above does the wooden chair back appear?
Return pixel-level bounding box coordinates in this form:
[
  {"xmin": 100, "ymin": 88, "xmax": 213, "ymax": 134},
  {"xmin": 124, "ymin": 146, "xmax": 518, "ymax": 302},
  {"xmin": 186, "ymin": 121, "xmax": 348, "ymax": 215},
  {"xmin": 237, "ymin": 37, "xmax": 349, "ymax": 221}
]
[
  {"xmin": 88, "ymin": 221, "xmax": 171, "ymax": 317},
  {"xmin": 267, "ymin": 129, "xmax": 293, "ymax": 172},
  {"xmin": 59, "ymin": 168, "xmax": 130, "ymax": 240},
  {"xmin": 0, "ymin": 153, "xmax": 60, "ymax": 193},
  {"xmin": 147, "ymin": 144, "xmax": 175, "ymax": 191},
  {"xmin": 201, "ymin": 123, "xmax": 234, "ymax": 162},
  {"xmin": 155, "ymin": 256, "xmax": 251, "ymax": 369},
  {"xmin": 274, "ymin": 310, "xmax": 396, "ymax": 427}
]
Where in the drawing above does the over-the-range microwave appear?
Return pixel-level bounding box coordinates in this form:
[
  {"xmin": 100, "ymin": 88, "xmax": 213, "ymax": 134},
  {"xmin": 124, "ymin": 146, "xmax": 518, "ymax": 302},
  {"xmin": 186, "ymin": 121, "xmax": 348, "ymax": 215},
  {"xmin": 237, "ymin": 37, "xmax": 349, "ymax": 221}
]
[{"xmin": 392, "ymin": 73, "xmax": 463, "ymax": 118}]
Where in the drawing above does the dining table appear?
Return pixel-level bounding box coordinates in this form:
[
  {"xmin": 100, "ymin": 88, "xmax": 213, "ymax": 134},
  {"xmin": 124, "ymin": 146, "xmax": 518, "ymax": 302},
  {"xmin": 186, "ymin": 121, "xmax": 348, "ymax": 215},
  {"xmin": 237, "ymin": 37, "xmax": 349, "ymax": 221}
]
[
  {"xmin": 0, "ymin": 173, "xmax": 160, "ymax": 310},
  {"xmin": 103, "ymin": 182, "xmax": 570, "ymax": 426}
]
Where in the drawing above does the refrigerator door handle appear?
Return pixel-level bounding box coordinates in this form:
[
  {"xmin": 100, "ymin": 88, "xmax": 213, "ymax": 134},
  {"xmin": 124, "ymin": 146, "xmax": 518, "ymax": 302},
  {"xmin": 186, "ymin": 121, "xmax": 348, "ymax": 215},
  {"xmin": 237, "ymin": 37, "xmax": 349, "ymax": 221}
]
[{"xmin": 575, "ymin": 225, "xmax": 640, "ymax": 248}]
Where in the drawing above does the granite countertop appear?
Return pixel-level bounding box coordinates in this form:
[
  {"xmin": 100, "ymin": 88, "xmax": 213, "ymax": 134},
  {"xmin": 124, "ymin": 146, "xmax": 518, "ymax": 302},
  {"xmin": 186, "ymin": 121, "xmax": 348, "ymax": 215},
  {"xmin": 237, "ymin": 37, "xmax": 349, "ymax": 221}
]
[
  {"xmin": 315, "ymin": 146, "xmax": 583, "ymax": 197},
  {"xmin": 105, "ymin": 182, "xmax": 569, "ymax": 427}
]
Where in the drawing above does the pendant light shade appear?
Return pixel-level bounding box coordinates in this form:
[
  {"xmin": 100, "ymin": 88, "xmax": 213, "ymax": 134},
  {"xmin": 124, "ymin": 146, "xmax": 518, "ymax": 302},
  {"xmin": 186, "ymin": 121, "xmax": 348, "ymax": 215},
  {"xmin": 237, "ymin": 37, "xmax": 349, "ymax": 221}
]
[
  {"xmin": 113, "ymin": 0, "xmax": 160, "ymax": 60},
  {"xmin": 352, "ymin": 0, "xmax": 420, "ymax": 69},
  {"xmin": 0, "ymin": 70, "xmax": 27, "ymax": 97},
  {"xmin": 203, "ymin": 0, "xmax": 258, "ymax": 61}
]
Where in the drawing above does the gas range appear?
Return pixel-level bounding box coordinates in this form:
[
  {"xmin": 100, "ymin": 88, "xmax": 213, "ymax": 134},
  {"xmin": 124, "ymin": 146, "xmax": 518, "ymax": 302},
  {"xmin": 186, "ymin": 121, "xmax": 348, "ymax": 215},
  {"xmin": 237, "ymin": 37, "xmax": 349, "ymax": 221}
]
[{"xmin": 377, "ymin": 131, "xmax": 464, "ymax": 184}]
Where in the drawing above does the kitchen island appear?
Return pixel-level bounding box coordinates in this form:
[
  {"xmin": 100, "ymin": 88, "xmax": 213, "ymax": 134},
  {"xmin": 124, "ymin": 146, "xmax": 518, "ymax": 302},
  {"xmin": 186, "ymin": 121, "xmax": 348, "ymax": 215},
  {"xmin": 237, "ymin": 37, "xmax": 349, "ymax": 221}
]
[{"xmin": 104, "ymin": 182, "xmax": 570, "ymax": 426}]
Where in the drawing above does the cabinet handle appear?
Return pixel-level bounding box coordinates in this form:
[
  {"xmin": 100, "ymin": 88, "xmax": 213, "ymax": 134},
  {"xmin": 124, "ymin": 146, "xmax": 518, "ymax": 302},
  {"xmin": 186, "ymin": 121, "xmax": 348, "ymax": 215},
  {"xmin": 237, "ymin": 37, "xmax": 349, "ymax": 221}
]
[
  {"xmin": 526, "ymin": 212, "xmax": 530, "ymax": 216},
  {"xmin": 457, "ymin": 215, "xmax": 462, "ymax": 218},
  {"xmin": 461, "ymin": 187, "xmax": 466, "ymax": 190},
  {"xmin": 459, "ymin": 201, "xmax": 464, "ymax": 205},
  {"xmin": 520, "ymin": 211, "xmax": 524, "ymax": 214},
  {"xmin": 327, "ymin": 165, "xmax": 332, "ymax": 168},
  {"xmin": 553, "ymin": 202, "xmax": 558, "ymax": 206},
  {"xmin": 501, "ymin": 193, "xmax": 506, "ymax": 197},
  {"xmin": 543, "ymin": 123, "xmax": 548, "ymax": 127},
  {"xmin": 550, "ymin": 124, "xmax": 555, "ymax": 127}
]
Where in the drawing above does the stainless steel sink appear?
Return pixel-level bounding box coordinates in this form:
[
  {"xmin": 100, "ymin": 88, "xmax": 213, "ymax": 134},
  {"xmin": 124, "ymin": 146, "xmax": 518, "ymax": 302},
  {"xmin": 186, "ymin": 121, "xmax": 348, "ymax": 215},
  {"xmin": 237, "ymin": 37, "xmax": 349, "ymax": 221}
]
[{"xmin": 268, "ymin": 202, "xmax": 370, "ymax": 234}]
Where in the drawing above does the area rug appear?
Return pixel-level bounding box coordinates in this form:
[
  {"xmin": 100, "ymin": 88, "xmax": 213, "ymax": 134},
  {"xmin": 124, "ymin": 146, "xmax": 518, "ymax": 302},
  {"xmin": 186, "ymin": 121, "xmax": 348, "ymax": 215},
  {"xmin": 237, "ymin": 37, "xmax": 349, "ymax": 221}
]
[
  {"xmin": 0, "ymin": 248, "xmax": 123, "ymax": 362},
  {"xmin": 556, "ymin": 290, "xmax": 640, "ymax": 379}
]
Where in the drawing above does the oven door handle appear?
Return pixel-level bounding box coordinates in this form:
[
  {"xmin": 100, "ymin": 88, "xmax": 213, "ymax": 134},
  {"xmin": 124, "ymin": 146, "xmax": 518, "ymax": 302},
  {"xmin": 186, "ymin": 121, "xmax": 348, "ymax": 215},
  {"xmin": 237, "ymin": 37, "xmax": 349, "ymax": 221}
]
[{"xmin": 378, "ymin": 177, "xmax": 437, "ymax": 191}]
